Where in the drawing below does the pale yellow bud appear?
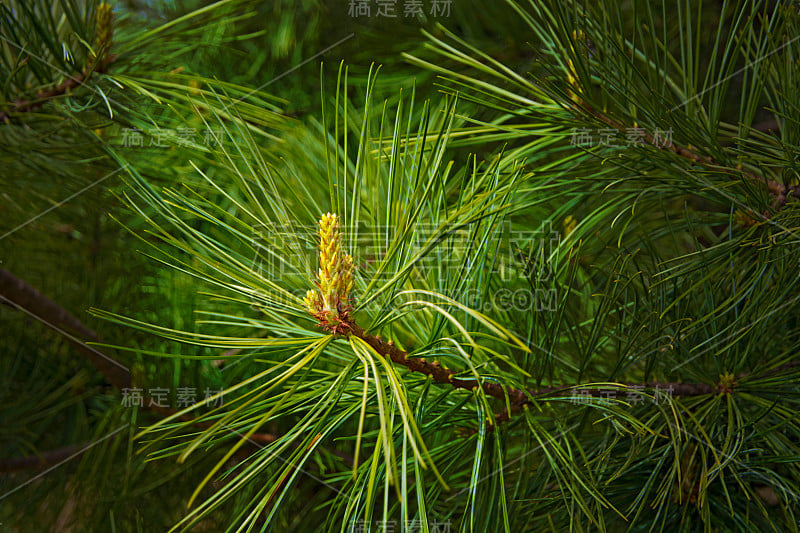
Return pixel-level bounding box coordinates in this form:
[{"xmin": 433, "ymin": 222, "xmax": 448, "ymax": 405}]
[{"xmin": 304, "ymin": 214, "xmax": 355, "ymax": 331}]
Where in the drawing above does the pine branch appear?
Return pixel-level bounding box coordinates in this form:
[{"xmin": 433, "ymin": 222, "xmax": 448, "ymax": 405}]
[
  {"xmin": 0, "ymin": 443, "xmax": 89, "ymax": 473},
  {"xmin": 302, "ymin": 214, "xmax": 754, "ymax": 426},
  {"xmin": 0, "ymin": 3, "xmax": 116, "ymax": 123},
  {"xmin": 0, "ymin": 55, "xmax": 117, "ymax": 123},
  {"xmin": 581, "ymin": 103, "xmax": 800, "ymax": 212},
  {"xmin": 0, "ymin": 267, "xmax": 131, "ymax": 390},
  {"xmin": 0, "ymin": 268, "xmax": 289, "ymax": 458},
  {"xmin": 347, "ymin": 322, "xmax": 798, "ymax": 425}
]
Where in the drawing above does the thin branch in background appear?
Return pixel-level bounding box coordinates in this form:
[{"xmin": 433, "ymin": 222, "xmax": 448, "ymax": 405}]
[
  {"xmin": 0, "ymin": 268, "xmax": 356, "ymax": 471},
  {"xmin": 0, "ymin": 54, "xmax": 117, "ymax": 122},
  {"xmin": 0, "ymin": 267, "xmax": 131, "ymax": 390},
  {"xmin": 0, "ymin": 426, "xmax": 129, "ymax": 501},
  {"xmin": 0, "ymin": 444, "xmax": 88, "ymax": 473}
]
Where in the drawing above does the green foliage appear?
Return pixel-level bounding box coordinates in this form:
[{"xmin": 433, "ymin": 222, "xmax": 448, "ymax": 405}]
[{"xmin": 2, "ymin": 0, "xmax": 799, "ymax": 531}]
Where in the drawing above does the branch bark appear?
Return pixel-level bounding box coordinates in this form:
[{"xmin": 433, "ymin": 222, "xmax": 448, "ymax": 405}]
[
  {"xmin": 0, "ymin": 268, "xmax": 287, "ymax": 470},
  {"xmin": 0, "ymin": 443, "xmax": 87, "ymax": 473},
  {"xmin": 348, "ymin": 322, "xmax": 797, "ymax": 425},
  {"xmin": 0, "ymin": 53, "xmax": 117, "ymax": 123},
  {"xmin": 582, "ymin": 104, "xmax": 800, "ymax": 212},
  {"xmin": 0, "ymin": 267, "xmax": 131, "ymax": 390}
]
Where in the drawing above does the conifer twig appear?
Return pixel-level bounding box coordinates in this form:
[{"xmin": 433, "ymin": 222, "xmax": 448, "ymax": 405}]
[
  {"xmin": 0, "ymin": 267, "xmax": 131, "ymax": 390},
  {"xmin": 0, "ymin": 56, "xmax": 117, "ymax": 122},
  {"xmin": 0, "ymin": 3, "xmax": 116, "ymax": 123},
  {"xmin": 347, "ymin": 323, "xmax": 798, "ymax": 425},
  {"xmin": 0, "ymin": 268, "xmax": 284, "ymax": 459},
  {"xmin": 348, "ymin": 323, "xmax": 722, "ymax": 424},
  {"xmin": 0, "ymin": 443, "xmax": 87, "ymax": 473},
  {"xmin": 582, "ymin": 104, "xmax": 800, "ymax": 212},
  {"xmin": 303, "ymin": 214, "xmax": 793, "ymax": 427}
]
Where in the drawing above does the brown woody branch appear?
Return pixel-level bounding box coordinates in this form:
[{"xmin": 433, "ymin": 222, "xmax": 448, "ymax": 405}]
[
  {"xmin": 584, "ymin": 104, "xmax": 800, "ymax": 212},
  {"xmin": 0, "ymin": 53, "xmax": 117, "ymax": 123},
  {"xmin": 0, "ymin": 267, "xmax": 131, "ymax": 390},
  {"xmin": 348, "ymin": 322, "xmax": 798, "ymax": 425},
  {"xmin": 0, "ymin": 268, "xmax": 289, "ymax": 470},
  {"xmin": 0, "ymin": 443, "xmax": 87, "ymax": 473},
  {"xmin": 0, "ymin": 3, "xmax": 115, "ymax": 123}
]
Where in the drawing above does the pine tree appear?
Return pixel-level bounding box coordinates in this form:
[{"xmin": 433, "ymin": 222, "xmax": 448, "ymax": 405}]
[{"xmin": 1, "ymin": 0, "xmax": 799, "ymax": 531}]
